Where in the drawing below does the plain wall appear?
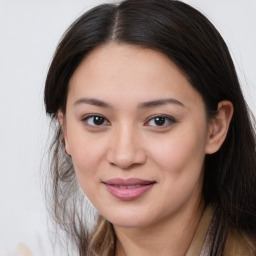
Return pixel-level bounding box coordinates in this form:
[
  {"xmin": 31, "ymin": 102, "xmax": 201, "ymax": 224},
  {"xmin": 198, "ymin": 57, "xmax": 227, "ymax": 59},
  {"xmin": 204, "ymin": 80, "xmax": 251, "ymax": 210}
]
[{"xmin": 0, "ymin": 0, "xmax": 255, "ymax": 255}]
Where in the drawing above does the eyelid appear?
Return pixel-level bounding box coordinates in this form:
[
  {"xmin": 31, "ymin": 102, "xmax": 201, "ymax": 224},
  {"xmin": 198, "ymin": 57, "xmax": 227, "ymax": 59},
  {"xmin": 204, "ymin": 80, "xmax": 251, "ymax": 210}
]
[
  {"xmin": 81, "ymin": 114, "xmax": 110, "ymax": 127},
  {"xmin": 144, "ymin": 114, "xmax": 177, "ymax": 127},
  {"xmin": 80, "ymin": 113, "xmax": 176, "ymax": 128}
]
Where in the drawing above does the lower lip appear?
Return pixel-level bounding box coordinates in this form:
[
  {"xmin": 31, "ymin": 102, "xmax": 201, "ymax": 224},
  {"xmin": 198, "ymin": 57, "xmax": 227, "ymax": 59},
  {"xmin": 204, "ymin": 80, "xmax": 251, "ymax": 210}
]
[{"xmin": 104, "ymin": 183, "xmax": 155, "ymax": 200}]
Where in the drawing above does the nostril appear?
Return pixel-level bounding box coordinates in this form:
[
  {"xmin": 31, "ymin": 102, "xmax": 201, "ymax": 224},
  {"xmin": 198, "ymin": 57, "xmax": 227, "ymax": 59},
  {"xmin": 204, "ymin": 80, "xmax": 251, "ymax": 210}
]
[
  {"xmin": 106, "ymin": 148, "xmax": 146, "ymax": 169},
  {"xmin": 109, "ymin": 161, "xmax": 143, "ymax": 170}
]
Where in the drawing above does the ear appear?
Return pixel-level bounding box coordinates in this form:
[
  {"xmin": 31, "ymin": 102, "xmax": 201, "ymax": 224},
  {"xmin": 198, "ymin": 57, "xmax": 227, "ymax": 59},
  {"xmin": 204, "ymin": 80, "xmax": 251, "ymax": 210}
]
[
  {"xmin": 57, "ymin": 110, "xmax": 71, "ymax": 155},
  {"xmin": 205, "ymin": 100, "xmax": 233, "ymax": 154}
]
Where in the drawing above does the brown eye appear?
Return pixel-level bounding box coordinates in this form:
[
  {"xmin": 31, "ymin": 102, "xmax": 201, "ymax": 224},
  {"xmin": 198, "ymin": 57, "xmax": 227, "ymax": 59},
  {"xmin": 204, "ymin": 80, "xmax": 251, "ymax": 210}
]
[
  {"xmin": 82, "ymin": 115, "xmax": 110, "ymax": 127},
  {"xmin": 145, "ymin": 115, "xmax": 177, "ymax": 128},
  {"xmin": 154, "ymin": 116, "xmax": 166, "ymax": 126},
  {"xmin": 93, "ymin": 116, "xmax": 105, "ymax": 125}
]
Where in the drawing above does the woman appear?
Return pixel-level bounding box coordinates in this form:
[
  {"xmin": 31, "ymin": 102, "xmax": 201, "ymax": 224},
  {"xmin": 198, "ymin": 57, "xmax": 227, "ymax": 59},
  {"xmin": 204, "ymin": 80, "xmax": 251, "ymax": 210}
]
[{"xmin": 44, "ymin": 0, "xmax": 256, "ymax": 255}]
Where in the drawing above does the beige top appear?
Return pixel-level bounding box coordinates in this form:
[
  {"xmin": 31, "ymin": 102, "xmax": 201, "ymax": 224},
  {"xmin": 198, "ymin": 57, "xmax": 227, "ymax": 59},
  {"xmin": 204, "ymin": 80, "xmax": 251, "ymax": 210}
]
[
  {"xmin": 186, "ymin": 206, "xmax": 255, "ymax": 256},
  {"xmin": 15, "ymin": 243, "xmax": 34, "ymax": 256}
]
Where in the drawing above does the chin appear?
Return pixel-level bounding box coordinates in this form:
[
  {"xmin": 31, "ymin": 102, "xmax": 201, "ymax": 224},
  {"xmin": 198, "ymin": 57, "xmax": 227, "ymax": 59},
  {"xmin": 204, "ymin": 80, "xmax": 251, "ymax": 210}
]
[
  {"xmin": 103, "ymin": 211, "xmax": 156, "ymax": 229},
  {"xmin": 112, "ymin": 219, "xmax": 151, "ymax": 229}
]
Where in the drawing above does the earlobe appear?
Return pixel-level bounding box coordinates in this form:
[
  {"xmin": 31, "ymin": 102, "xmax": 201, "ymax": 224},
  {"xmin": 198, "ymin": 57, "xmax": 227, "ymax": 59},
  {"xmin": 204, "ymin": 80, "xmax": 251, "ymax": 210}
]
[
  {"xmin": 57, "ymin": 110, "xmax": 71, "ymax": 155},
  {"xmin": 205, "ymin": 101, "xmax": 233, "ymax": 154}
]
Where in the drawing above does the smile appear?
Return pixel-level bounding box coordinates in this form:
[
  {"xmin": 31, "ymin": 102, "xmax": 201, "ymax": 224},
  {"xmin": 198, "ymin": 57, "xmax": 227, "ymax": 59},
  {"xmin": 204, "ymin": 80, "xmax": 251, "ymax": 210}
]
[
  {"xmin": 103, "ymin": 178, "xmax": 156, "ymax": 201},
  {"xmin": 113, "ymin": 184, "xmax": 142, "ymax": 188}
]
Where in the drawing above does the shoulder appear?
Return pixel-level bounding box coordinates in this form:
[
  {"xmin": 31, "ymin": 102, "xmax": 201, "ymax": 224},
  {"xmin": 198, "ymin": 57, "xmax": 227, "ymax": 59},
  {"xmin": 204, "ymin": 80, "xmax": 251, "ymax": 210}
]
[{"xmin": 224, "ymin": 230, "xmax": 256, "ymax": 256}]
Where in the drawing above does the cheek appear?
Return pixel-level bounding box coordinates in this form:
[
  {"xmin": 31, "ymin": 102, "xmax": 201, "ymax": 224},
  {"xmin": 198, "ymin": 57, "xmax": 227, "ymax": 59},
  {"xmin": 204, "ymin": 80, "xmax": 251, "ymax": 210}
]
[
  {"xmin": 149, "ymin": 125, "xmax": 207, "ymax": 178},
  {"xmin": 147, "ymin": 127, "xmax": 207, "ymax": 211},
  {"xmin": 71, "ymin": 143, "xmax": 104, "ymax": 202},
  {"xmin": 67, "ymin": 132, "xmax": 108, "ymax": 189}
]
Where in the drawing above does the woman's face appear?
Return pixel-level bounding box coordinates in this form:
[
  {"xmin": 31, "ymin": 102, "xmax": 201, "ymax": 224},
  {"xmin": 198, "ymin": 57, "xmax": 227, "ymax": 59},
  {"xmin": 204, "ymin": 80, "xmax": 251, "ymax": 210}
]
[{"xmin": 62, "ymin": 43, "xmax": 212, "ymax": 228}]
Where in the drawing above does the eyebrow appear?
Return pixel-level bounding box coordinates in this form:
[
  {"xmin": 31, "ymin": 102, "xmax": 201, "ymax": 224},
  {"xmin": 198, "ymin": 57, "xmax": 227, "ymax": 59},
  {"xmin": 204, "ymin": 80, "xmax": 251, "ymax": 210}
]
[
  {"xmin": 73, "ymin": 98, "xmax": 113, "ymax": 108},
  {"xmin": 73, "ymin": 97, "xmax": 184, "ymax": 109},
  {"xmin": 138, "ymin": 98, "xmax": 184, "ymax": 108}
]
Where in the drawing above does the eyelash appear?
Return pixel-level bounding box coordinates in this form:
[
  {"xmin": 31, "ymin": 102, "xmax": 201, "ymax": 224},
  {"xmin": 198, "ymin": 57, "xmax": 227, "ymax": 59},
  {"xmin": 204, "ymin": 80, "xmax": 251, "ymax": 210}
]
[
  {"xmin": 144, "ymin": 114, "xmax": 177, "ymax": 128},
  {"xmin": 81, "ymin": 114, "xmax": 110, "ymax": 127},
  {"xmin": 81, "ymin": 114, "xmax": 177, "ymax": 128}
]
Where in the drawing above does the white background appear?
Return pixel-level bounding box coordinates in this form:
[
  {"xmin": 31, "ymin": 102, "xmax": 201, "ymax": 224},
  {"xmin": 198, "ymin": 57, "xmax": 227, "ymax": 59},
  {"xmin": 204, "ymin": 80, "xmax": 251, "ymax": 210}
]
[{"xmin": 0, "ymin": 0, "xmax": 255, "ymax": 255}]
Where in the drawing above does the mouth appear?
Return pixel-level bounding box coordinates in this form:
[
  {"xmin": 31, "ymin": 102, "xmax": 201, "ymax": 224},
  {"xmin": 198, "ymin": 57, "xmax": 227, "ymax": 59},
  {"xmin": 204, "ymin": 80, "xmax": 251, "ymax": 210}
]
[{"xmin": 103, "ymin": 178, "xmax": 156, "ymax": 201}]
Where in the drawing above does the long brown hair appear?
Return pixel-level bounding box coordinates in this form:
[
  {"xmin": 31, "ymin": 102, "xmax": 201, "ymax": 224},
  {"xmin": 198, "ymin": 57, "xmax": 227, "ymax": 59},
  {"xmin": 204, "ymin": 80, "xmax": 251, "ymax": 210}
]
[{"xmin": 44, "ymin": 0, "xmax": 256, "ymax": 255}]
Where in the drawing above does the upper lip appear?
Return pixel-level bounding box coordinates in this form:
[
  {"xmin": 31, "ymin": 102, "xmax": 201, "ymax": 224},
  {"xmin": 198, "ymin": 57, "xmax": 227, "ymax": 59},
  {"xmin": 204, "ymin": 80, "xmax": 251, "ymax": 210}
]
[{"xmin": 103, "ymin": 178, "xmax": 156, "ymax": 186}]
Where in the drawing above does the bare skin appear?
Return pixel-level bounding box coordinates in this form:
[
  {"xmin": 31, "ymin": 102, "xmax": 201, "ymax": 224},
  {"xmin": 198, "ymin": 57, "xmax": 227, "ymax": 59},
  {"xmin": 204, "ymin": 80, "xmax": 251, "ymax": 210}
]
[
  {"xmin": 115, "ymin": 195, "xmax": 205, "ymax": 256},
  {"xmin": 59, "ymin": 43, "xmax": 233, "ymax": 256}
]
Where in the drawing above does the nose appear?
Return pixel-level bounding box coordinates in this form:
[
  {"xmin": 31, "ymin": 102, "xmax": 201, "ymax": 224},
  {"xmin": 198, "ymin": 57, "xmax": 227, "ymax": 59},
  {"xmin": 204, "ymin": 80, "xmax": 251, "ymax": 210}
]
[{"xmin": 106, "ymin": 125, "xmax": 146, "ymax": 169}]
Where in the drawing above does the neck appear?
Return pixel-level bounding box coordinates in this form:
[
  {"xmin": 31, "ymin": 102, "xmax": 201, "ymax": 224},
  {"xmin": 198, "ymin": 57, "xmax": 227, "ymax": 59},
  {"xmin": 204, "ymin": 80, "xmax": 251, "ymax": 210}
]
[{"xmin": 114, "ymin": 198, "xmax": 205, "ymax": 256}]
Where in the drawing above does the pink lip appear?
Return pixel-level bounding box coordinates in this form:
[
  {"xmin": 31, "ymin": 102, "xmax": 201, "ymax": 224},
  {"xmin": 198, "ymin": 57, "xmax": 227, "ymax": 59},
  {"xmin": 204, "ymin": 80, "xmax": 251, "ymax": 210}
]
[{"xmin": 103, "ymin": 178, "xmax": 156, "ymax": 201}]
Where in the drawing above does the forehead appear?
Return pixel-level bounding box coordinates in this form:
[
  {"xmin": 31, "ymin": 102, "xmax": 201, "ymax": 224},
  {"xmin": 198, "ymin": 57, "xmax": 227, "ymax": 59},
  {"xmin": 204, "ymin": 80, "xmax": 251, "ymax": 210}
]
[{"xmin": 67, "ymin": 42, "xmax": 203, "ymax": 107}]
